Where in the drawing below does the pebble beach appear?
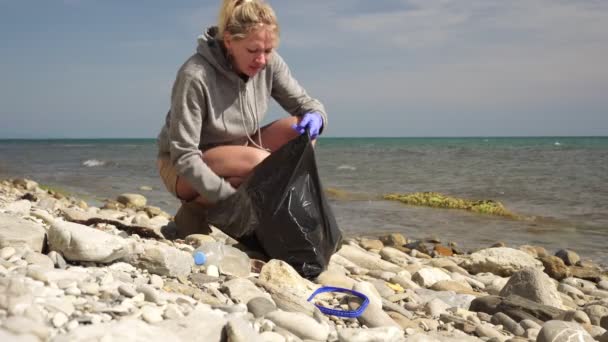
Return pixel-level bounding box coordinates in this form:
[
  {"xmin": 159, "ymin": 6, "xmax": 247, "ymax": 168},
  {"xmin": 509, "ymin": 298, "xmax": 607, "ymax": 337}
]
[{"xmin": 1, "ymin": 178, "xmax": 607, "ymax": 342}]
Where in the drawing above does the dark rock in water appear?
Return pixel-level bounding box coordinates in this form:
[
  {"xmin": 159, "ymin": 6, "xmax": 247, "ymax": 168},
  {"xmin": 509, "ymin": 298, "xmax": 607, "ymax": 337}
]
[
  {"xmin": 470, "ymin": 295, "xmax": 566, "ymax": 322},
  {"xmin": 539, "ymin": 256, "xmax": 570, "ymax": 280},
  {"xmin": 555, "ymin": 249, "xmax": 580, "ymax": 266},
  {"xmin": 491, "ymin": 242, "xmax": 506, "ymax": 248}
]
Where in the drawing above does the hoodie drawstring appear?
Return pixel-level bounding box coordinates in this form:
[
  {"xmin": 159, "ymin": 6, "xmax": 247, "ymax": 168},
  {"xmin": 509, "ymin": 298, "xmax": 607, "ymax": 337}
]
[{"xmin": 239, "ymin": 81, "xmax": 269, "ymax": 151}]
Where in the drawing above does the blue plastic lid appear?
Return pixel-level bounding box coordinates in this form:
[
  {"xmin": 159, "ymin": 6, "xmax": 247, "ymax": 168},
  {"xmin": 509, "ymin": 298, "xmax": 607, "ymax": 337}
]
[
  {"xmin": 307, "ymin": 286, "xmax": 369, "ymax": 318},
  {"xmin": 193, "ymin": 251, "xmax": 207, "ymax": 265}
]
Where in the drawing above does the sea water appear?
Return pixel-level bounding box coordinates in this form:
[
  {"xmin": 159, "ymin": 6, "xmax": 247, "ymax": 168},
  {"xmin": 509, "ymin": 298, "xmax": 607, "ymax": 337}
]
[{"xmin": 1, "ymin": 136, "xmax": 606, "ymax": 265}]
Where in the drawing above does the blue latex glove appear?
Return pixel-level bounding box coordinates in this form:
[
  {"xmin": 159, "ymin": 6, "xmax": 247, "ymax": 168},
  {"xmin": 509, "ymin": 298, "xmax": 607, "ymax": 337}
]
[{"xmin": 292, "ymin": 112, "xmax": 323, "ymax": 139}]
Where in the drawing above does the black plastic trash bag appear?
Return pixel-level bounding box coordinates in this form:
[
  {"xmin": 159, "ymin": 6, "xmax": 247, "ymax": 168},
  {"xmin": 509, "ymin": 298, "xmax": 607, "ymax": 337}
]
[{"xmin": 206, "ymin": 132, "xmax": 343, "ymax": 278}]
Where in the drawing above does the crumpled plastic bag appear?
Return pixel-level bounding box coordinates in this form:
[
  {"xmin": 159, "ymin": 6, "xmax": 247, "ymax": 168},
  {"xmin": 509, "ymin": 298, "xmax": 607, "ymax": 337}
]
[{"xmin": 206, "ymin": 132, "xmax": 343, "ymax": 278}]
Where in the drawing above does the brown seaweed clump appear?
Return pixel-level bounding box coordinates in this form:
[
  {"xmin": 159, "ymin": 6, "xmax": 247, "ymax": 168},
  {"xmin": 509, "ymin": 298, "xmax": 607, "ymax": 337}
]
[{"xmin": 383, "ymin": 192, "xmax": 517, "ymax": 218}]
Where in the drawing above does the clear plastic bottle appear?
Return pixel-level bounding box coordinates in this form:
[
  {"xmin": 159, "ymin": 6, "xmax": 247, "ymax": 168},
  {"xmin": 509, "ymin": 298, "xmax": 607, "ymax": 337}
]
[
  {"xmin": 193, "ymin": 241, "xmax": 225, "ymax": 266},
  {"xmin": 192, "ymin": 241, "xmax": 251, "ymax": 277}
]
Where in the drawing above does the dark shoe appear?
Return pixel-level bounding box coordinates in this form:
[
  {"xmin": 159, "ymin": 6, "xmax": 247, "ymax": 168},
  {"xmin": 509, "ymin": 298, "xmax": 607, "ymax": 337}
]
[{"xmin": 172, "ymin": 201, "xmax": 211, "ymax": 239}]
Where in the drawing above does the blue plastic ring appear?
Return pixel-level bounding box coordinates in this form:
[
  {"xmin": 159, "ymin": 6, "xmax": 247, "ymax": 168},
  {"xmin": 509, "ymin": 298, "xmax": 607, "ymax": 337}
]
[{"xmin": 306, "ymin": 286, "xmax": 369, "ymax": 318}]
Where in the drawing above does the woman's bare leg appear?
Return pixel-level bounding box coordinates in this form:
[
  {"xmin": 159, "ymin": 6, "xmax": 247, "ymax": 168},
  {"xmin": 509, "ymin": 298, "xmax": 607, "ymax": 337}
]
[
  {"xmin": 174, "ymin": 115, "xmax": 315, "ymax": 204},
  {"xmin": 175, "ymin": 145, "xmax": 270, "ymax": 203}
]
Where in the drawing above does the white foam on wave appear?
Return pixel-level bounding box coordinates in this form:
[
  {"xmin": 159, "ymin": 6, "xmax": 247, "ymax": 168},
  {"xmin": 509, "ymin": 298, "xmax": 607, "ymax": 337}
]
[
  {"xmin": 82, "ymin": 159, "xmax": 106, "ymax": 167},
  {"xmin": 554, "ymin": 141, "xmax": 561, "ymax": 146},
  {"xmin": 337, "ymin": 164, "xmax": 356, "ymax": 171}
]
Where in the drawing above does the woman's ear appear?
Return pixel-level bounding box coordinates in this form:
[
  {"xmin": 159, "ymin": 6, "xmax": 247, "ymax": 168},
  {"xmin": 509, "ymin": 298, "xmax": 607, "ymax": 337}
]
[{"xmin": 223, "ymin": 32, "xmax": 233, "ymax": 50}]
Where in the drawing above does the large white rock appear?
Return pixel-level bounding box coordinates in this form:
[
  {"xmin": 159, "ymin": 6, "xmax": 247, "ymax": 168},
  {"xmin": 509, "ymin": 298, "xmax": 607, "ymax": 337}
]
[
  {"xmin": 258, "ymin": 259, "xmax": 319, "ymax": 299},
  {"xmin": 127, "ymin": 241, "xmax": 193, "ymax": 278},
  {"xmin": 337, "ymin": 326, "xmax": 403, "ymax": 342},
  {"xmin": 337, "ymin": 244, "xmax": 402, "ymax": 272},
  {"xmin": 500, "ymin": 267, "xmax": 563, "ymax": 308},
  {"xmin": 537, "ymin": 320, "xmax": 594, "ymax": 342},
  {"xmin": 54, "ymin": 319, "xmax": 180, "ymax": 342},
  {"xmin": 0, "ymin": 213, "xmax": 47, "ymax": 252},
  {"xmin": 412, "ymin": 267, "xmax": 452, "ymax": 288},
  {"xmin": 47, "ymin": 221, "xmax": 129, "ymax": 263},
  {"xmin": 461, "ymin": 247, "xmax": 543, "ymax": 276},
  {"xmin": 265, "ymin": 310, "xmax": 330, "ymax": 341}
]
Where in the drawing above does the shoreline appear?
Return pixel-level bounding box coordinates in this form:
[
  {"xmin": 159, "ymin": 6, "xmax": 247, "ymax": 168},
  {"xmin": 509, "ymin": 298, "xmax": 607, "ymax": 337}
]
[{"xmin": 1, "ymin": 177, "xmax": 607, "ymax": 341}]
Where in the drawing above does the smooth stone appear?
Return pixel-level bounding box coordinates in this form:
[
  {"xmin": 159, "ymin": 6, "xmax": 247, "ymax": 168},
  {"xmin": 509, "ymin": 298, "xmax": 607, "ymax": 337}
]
[
  {"xmin": 47, "ymin": 220, "xmax": 129, "ymax": 263},
  {"xmin": 163, "ymin": 304, "xmax": 185, "ymax": 319},
  {"xmin": 185, "ymin": 234, "xmax": 216, "ymax": 247},
  {"xmin": 2, "ymin": 315, "xmax": 50, "ymax": 340},
  {"xmin": 266, "ymin": 310, "xmax": 329, "ymax": 341},
  {"xmin": 127, "ymin": 241, "xmax": 193, "ymax": 278},
  {"xmin": 0, "ymin": 246, "xmax": 16, "ymax": 259},
  {"xmin": 349, "ymin": 282, "xmax": 401, "ymax": 329},
  {"xmin": 359, "ymin": 238, "xmax": 384, "ymax": 250},
  {"xmin": 491, "ymin": 312, "xmax": 525, "ymax": 336},
  {"xmin": 0, "ymin": 329, "xmax": 39, "ymax": 342},
  {"xmin": 226, "ymin": 316, "xmax": 263, "ymax": 342},
  {"xmin": 424, "ymin": 298, "xmax": 451, "ymax": 318},
  {"xmin": 137, "ymin": 284, "xmax": 164, "ymax": 304},
  {"xmin": 258, "ymin": 260, "xmax": 318, "ymax": 299},
  {"xmin": 337, "ymin": 326, "xmax": 403, "ymax": 342},
  {"xmin": 47, "ymin": 251, "xmax": 67, "ymax": 269},
  {"xmin": 79, "ymin": 282, "xmax": 100, "ymax": 295},
  {"xmin": 563, "ymin": 310, "xmax": 591, "ymax": 324},
  {"xmin": 259, "ymin": 331, "xmax": 286, "ymax": 342},
  {"xmin": 337, "ymin": 244, "xmax": 402, "ymax": 272},
  {"xmin": 53, "ymin": 312, "xmax": 69, "ymax": 328},
  {"xmin": 431, "ymin": 280, "xmax": 477, "ymax": 296},
  {"xmin": 316, "ymin": 269, "xmax": 356, "ymax": 289},
  {"xmin": 415, "ymin": 288, "xmax": 475, "ymax": 310},
  {"xmin": 537, "ymin": 320, "xmax": 594, "ymax": 342},
  {"xmin": 520, "ymin": 319, "xmax": 542, "ymax": 330},
  {"xmin": 475, "ymin": 324, "xmax": 505, "ymax": 340},
  {"xmin": 247, "ymin": 297, "xmax": 277, "ymax": 318},
  {"xmin": 462, "ymin": 247, "xmax": 543, "ymax": 276},
  {"xmin": 159, "ymin": 306, "xmax": 227, "ymax": 341},
  {"xmin": 499, "ymin": 268, "xmax": 563, "ymax": 308},
  {"xmin": 4, "ymin": 200, "xmax": 32, "ymax": 214},
  {"xmin": 583, "ymin": 304, "xmax": 608, "ymax": 326},
  {"xmin": 0, "ymin": 213, "xmax": 46, "ymax": 252},
  {"xmin": 117, "ymin": 193, "xmax": 147, "ymax": 207},
  {"xmin": 54, "ymin": 318, "xmax": 180, "ymax": 341},
  {"xmin": 222, "ymin": 278, "xmax": 272, "ymax": 304},
  {"xmin": 142, "ymin": 306, "xmax": 164, "ymax": 323},
  {"xmin": 411, "ymin": 267, "xmax": 452, "ymax": 288},
  {"xmin": 118, "ymin": 284, "xmax": 138, "ymax": 298},
  {"xmin": 150, "ymin": 274, "xmax": 164, "ymax": 288}
]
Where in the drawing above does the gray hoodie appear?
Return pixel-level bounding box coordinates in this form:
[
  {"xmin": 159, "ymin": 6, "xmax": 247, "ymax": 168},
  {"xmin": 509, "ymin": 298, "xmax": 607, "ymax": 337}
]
[{"xmin": 157, "ymin": 27, "xmax": 327, "ymax": 203}]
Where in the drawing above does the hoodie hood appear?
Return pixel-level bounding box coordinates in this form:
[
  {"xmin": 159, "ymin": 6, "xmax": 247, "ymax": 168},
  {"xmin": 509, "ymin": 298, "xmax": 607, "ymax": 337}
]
[{"xmin": 196, "ymin": 26, "xmax": 239, "ymax": 81}]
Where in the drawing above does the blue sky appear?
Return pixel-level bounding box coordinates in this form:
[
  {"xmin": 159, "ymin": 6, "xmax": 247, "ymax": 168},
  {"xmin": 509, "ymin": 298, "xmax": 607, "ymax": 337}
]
[{"xmin": 1, "ymin": 0, "xmax": 607, "ymax": 138}]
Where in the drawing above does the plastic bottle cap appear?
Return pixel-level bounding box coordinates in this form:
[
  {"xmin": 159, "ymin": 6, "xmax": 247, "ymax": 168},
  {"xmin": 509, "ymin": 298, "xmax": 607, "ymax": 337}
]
[{"xmin": 193, "ymin": 251, "xmax": 207, "ymax": 265}]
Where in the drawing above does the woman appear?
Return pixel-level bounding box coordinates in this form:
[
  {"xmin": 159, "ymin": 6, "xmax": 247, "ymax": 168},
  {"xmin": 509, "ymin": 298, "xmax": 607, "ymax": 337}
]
[{"xmin": 157, "ymin": 0, "xmax": 327, "ymax": 212}]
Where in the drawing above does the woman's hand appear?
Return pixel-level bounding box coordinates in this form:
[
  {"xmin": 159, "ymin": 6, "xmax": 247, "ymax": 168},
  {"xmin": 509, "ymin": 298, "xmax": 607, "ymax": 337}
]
[{"xmin": 292, "ymin": 112, "xmax": 323, "ymax": 139}]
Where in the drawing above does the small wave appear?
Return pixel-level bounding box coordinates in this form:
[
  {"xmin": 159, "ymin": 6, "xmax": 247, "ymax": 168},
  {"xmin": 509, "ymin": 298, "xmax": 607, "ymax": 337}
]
[
  {"xmin": 82, "ymin": 159, "xmax": 106, "ymax": 167},
  {"xmin": 337, "ymin": 164, "xmax": 356, "ymax": 171},
  {"xmin": 554, "ymin": 141, "xmax": 561, "ymax": 146}
]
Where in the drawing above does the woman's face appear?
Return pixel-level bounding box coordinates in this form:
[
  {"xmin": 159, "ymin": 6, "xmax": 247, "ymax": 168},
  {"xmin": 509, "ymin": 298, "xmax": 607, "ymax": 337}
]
[{"xmin": 225, "ymin": 27, "xmax": 276, "ymax": 77}]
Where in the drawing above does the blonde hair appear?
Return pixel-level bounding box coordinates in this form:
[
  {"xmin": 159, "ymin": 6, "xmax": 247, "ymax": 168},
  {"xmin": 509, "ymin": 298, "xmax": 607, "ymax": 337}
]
[{"xmin": 217, "ymin": 0, "xmax": 279, "ymax": 42}]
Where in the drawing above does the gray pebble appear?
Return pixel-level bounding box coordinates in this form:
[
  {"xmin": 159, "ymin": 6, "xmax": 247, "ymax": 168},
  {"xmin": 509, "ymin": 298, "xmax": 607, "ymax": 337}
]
[
  {"xmin": 118, "ymin": 284, "xmax": 138, "ymax": 298},
  {"xmin": 247, "ymin": 297, "xmax": 277, "ymax": 318}
]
